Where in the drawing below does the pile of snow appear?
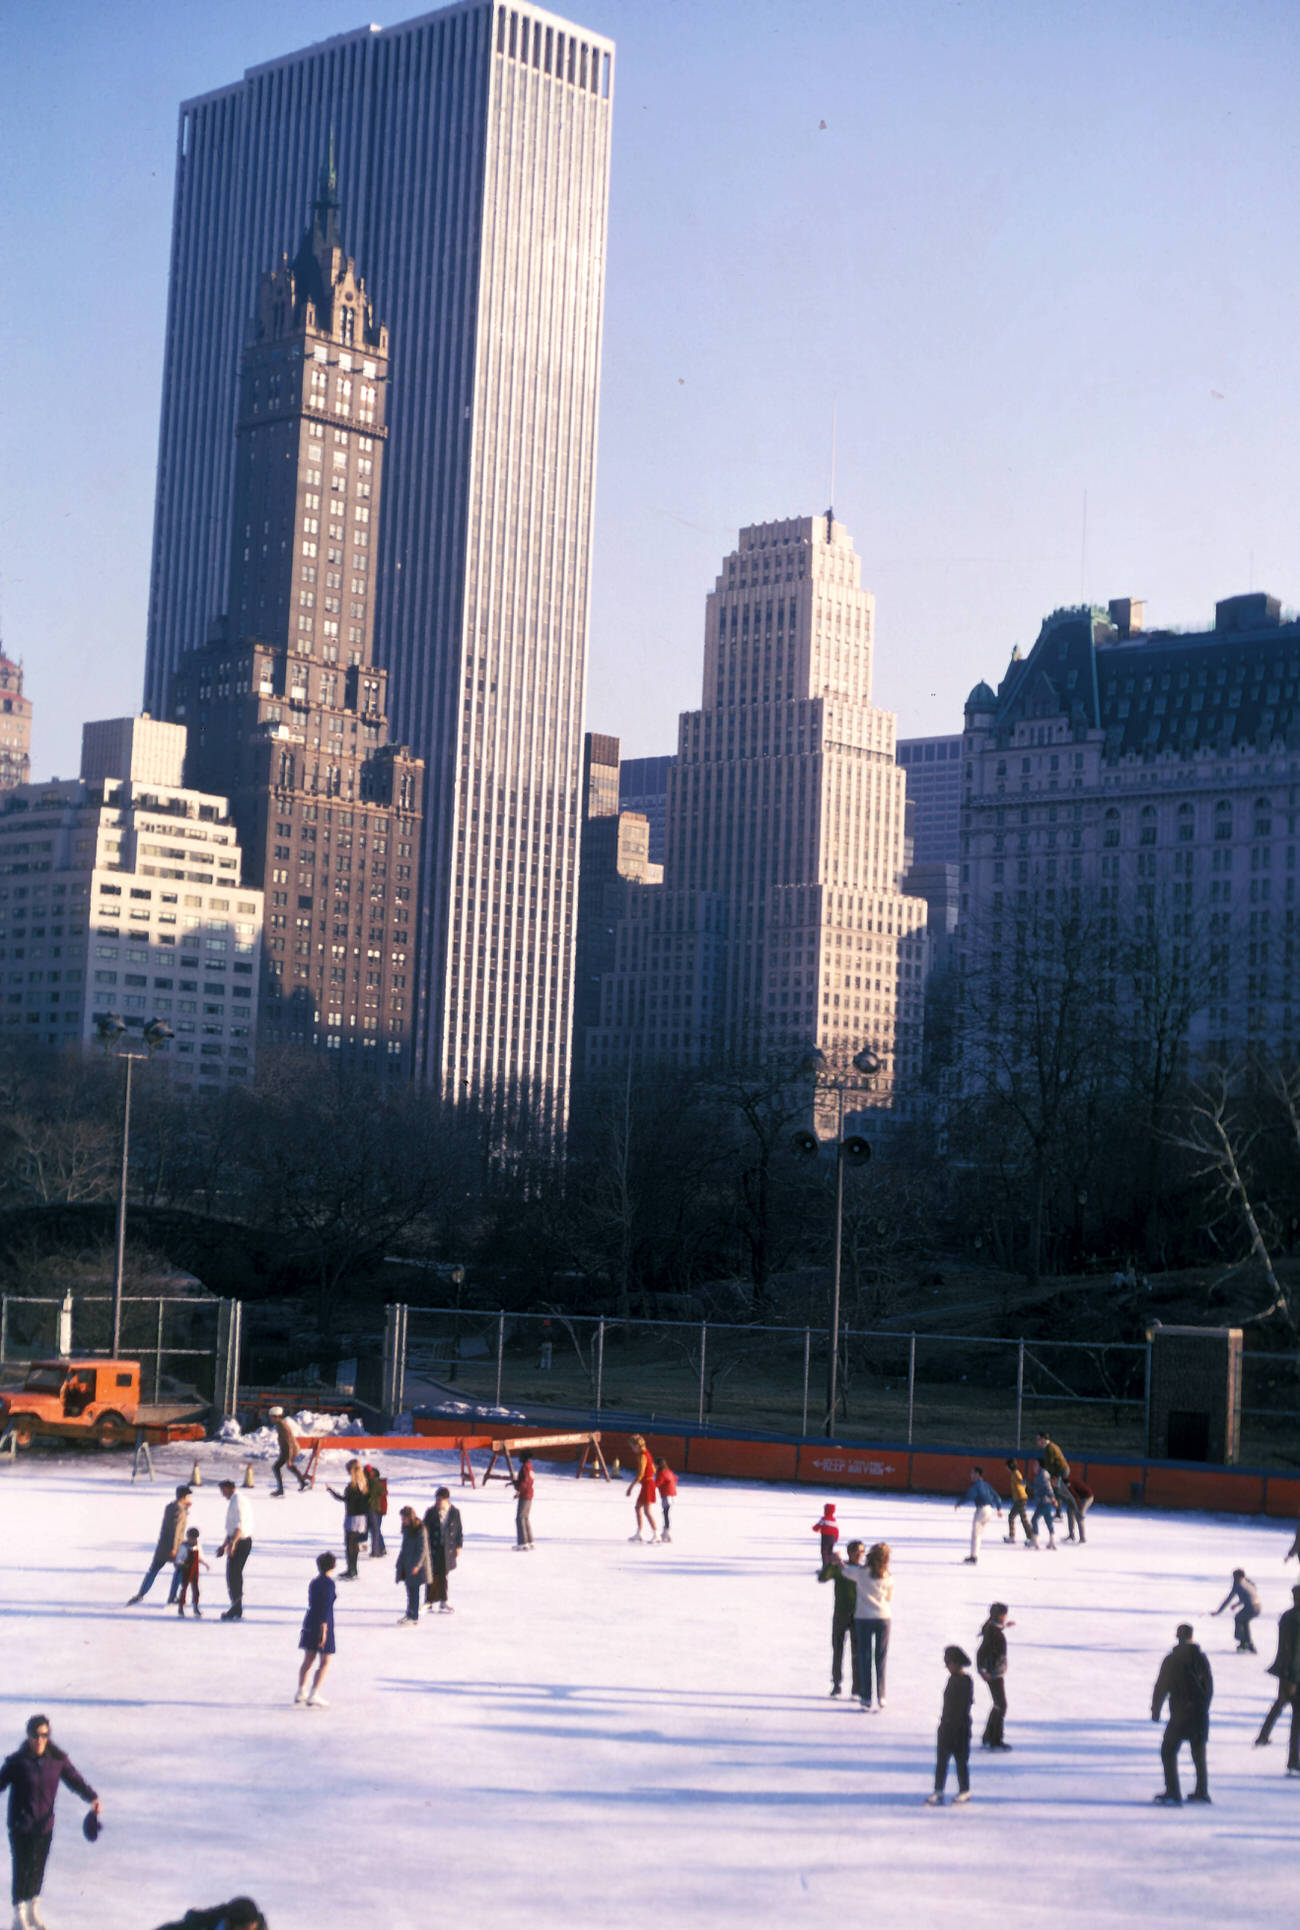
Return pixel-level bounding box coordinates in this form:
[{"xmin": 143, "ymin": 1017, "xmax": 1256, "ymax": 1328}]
[
  {"xmin": 215, "ymin": 1410, "xmax": 367, "ymax": 1454},
  {"xmin": 424, "ymin": 1397, "xmax": 526, "ymax": 1420}
]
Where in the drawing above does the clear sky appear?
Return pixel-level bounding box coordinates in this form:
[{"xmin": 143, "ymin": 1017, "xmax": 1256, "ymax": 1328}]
[{"xmin": 4, "ymin": 0, "xmax": 1299, "ymax": 780}]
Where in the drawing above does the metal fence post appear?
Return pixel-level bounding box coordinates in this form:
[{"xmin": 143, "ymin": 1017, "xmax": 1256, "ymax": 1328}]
[
  {"xmin": 1142, "ymin": 1336, "xmax": 1152, "ymax": 1456},
  {"xmin": 801, "ymin": 1328, "xmax": 811, "ymax": 1437},
  {"xmin": 1016, "ymin": 1339, "xmax": 1025, "ymax": 1453},
  {"xmin": 154, "ymin": 1300, "xmax": 165, "ymax": 1404},
  {"xmin": 495, "ymin": 1312, "xmax": 505, "ymax": 1408},
  {"xmin": 214, "ymin": 1299, "xmax": 242, "ymax": 1422},
  {"xmin": 907, "ymin": 1333, "xmax": 916, "ymax": 1446},
  {"xmin": 698, "ymin": 1322, "xmax": 707, "ymax": 1427},
  {"xmin": 595, "ymin": 1318, "xmax": 605, "ymax": 1413},
  {"xmin": 0, "ymin": 1296, "xmax": 6, "ymax": 1367}
]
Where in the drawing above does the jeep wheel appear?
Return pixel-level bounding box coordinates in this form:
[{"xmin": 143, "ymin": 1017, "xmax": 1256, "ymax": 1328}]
[
  {"xmin": 94, "ymin": 1411, "xmax": 130, "ymax": 1449},
  {"xmin": 5, "ymin": 1413, "xmax": 36, "ymax": 1448}
]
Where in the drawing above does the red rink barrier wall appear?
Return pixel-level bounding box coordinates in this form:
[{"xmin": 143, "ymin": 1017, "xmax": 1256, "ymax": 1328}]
[{"xmin": 340, "ymin": 1418, "xmax": 1299, "ymax": 1518}]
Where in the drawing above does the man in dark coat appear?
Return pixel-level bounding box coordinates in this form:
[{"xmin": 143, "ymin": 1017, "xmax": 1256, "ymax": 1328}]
[
  {"xmin": 1151, "ymin": 1624, "xmax": 1213, "ymax": 1804},
  {"xmin": 0, "ymin": 1714, "xmax": 101, "ymax": 1928},
  {"xmin": 423, "ymin": 1488, "xmax": 464, "ymax": 1612},
  {"xmin": 1255, "ymin": 1583, "xmax": 1300, "ymax": 1767},
  {"xmin": 152, "ymin": 1901, "xmax": 265, "ymax": 1930},
  {"xmin": 127, "ymin": 1485, "xmax": 192, "ymax": 1604}
]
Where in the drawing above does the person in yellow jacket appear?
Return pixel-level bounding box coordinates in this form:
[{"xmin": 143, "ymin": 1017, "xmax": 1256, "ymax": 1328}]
[{"xmin": 1002, "ymin": 1458, "xmax": 1035, "ymax": 1545}]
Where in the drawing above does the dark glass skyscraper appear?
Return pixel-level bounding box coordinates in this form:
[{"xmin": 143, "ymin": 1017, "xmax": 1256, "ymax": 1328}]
[{"xmin": 144, "ymin": 2, "xmax": 614, "ymax": 1141}]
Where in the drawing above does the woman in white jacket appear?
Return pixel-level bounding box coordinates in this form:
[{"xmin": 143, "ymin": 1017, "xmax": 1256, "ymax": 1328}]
[{"xmin": 848, "ymin": 1541, "xmax": 894, "ymax": 1712}]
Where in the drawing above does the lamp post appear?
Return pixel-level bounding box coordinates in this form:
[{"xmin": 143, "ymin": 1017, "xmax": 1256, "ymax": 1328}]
[
  {"xmin": 793, "ymin": 1043, "xmax": 882, "ymax": 1436},
  {"xmin": 95, "ymin": 1014, "xmax": 174, "ymax": 1357}
]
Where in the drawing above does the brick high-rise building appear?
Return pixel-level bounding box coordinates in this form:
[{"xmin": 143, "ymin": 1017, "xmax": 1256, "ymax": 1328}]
[
  {"xmin": 0, "ymin": 651, "xmax": 32, "ymax": 794},
  {"xmin": 143, "ymin": 4, "xmax": 615, "ymax": 1140},
  {"xmin": 171, "ymin": 172, "xmax": 423, "ymax": 1068},
  {"xmin": 588, "ymin": 515, "xmax": 930, "ymax": 1110}
]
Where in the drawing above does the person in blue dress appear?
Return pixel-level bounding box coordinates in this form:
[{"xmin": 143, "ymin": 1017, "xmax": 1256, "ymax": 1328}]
[{"xmin": 294, "ymin": 1553, "xmax": 337, "ymax": 1708}]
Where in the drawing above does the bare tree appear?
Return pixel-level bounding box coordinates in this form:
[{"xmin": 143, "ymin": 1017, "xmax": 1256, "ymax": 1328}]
[{"xmin": 1165, "ymin": 1066, "xmax": 1293, "ymax": 1329}]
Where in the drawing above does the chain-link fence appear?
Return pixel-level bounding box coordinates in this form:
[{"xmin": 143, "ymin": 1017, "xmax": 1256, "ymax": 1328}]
[
  {"xmin": 0, "ymin": 1293, "xmax": 229, "ymax": 1406},
  {"xmin": 390, "ymin": 1305, "xmax": 1300, "ymax": 1469},
  {"xmin": 1240, "ymin": 1349, "xmax": 1300, "ymax": 1469}
]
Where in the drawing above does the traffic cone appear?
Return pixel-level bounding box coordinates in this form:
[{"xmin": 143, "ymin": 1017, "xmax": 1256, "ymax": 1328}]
[
  {"xmin": 242, "ymin": 1462, "xmax": 256, "ymax": 1489},
  {"xmin": 190, "ymin": 1460, "xmax": 203, "ymax": 1486}
]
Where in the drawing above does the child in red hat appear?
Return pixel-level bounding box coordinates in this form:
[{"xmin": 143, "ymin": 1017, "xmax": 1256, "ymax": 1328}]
[{"xmin": 813, "ymin": 1504, "xmax": 839, "ymax": 1566}]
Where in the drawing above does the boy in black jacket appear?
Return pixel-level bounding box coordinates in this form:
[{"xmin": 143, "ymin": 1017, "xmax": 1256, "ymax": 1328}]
[
  {"xmin": 818, "ymin": 1540, "xmax": 864, "ymax": 1698},
  {"xmin": 977, "ymin": 1603, "xmax": 1014, "ymax": 1749},
  {"xmin": 926, "ymin": 1647, "xmax": 974, "ymax": 1805}
]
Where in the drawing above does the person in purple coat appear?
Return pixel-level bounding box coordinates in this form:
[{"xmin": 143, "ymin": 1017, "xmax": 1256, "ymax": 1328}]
[{"xmin": 0, "ymin": 1714, "xmax": 101, "ymax": 1929}]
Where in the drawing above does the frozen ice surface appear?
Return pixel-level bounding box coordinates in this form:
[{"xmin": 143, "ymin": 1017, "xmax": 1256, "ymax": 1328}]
[{"xmin": 2, "ymin": 1448, "xmax": 1297, "ymax": 1930}]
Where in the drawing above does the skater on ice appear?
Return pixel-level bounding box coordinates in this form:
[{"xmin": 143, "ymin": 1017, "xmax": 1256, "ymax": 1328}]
[
  {"xmin": 818, "ymin": 1538, "xmax": 863, "ymax": 1699},
  {"xmin": 127, "ymin": 1484, "xmax": 192, "ymax": 1604},
  {"xmin": 152, "ymin": 1900, "xmax": 266, "ymax": 1930},
  {"xmin": 926, "ymin": 1648, "xmax": 973, "ymax": 1805},
  {"xmin": 654, "ymin": 1458, "xmax": 678, "ymax": 1542},
  {"xmin": 1028, "ymin": 1462, "xmax": 1057, "ymax": 1549},
  {"xmin": 1255, "ymin": 1582, "xmax": 1300, "ymax": 1768},
  {"xmin": 1212, "ymin": 1569, "xmax": 1260, "ymax": 1652},
  {"xmin": 324, "ymin": 1461, "xmax": 370, "ymax": 1580},
  {"xmin": 295, "ymin": 1552, "xmax": 337, "ymax": 1706},
  {"xmin": 512, "ymin": 1454, "xmax": 535, "ymax": 1549},
  {"xmin": 1151, "ymin": 1624, "xmax": 1213, "ymax": 1805},
  {"xmin": 1064, "ymin": 1473, "xmax": 1093, "ymax": 1542},
  {"xmin": 363, "ymin": 1464, "xmax": 388, "ymax": 1559},
  {"xmin": 955, "ymin": 1466, "xmax": 1001, "ymax": 1563},
  {"xmin": 1002, "ymin": 1459, "xmax": 1034, "ymax": 1545},
  {"xmin": 175, "ymin": 1527, "xmax": 209, "ymax": 1619},
  {"xmin": 0, "ymin": 1714, "xmax": 100, "ymax": 1930},
  {"xmin": 423, "ymin": 1488, "xmax": 463, "ymax": 1611},
  {"xmin": 268, "ymin": 1409, "xmax": 308, "ymax": 1496},
  {"xmin": 216, "ymin": 1481, "xmax": 254, "ymax": 1621},
  {"xmin": 395, "ymin": 1506, "xmax": 432, "ymax": 1623},
  {"xmin": 976, "ymin": 1602, "xmax": 1014, "ymax": 1750},
  {"xmin": 626, "ymin": 1436, "xmax": 659, "ymax": 1542},
  {"xmin": 812, "ymin": 1503, "xmax": 839, "ymax": 1566},
  {"xmin": 1035, "ymin": 1431, "xmax": 1080, "ymax": 1539},
  {"xmin": 851, "ymin": 1542, "xmax": 894, "ymax": 1711}
]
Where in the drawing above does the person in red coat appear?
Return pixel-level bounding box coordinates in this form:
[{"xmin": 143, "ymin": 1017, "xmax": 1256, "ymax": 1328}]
[
  {"xmin": 0, "ymin": 1714, "xmax": 101, "ymax": 1928},
  {"xmin": 654, "ymin": 1459, "xmax": 678, "ymax": 1544},
  {"xmin": 813, "ymin": 1504, "xmax": 839, "ymax": 1566}
]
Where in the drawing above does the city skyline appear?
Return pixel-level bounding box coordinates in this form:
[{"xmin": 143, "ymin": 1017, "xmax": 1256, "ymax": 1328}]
[{"xmin": 6, "ymin": 1, "xmax": 1300, "ymax": 784}]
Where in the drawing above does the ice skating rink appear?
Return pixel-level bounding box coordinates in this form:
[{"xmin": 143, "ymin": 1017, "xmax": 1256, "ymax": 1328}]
[{"xmin": 3, "ymin": 1444, "xmax": 1296, "ymax": 1930}]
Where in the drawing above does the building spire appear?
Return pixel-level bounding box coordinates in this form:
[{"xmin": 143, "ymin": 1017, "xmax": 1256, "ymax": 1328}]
[{"xmin": 312, "ymin": 131, "xmax": 341, "ymax": 251}]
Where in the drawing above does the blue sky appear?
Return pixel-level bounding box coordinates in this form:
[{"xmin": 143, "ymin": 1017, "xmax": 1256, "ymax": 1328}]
[{"xmin": 4, "ymin": 0, "xmax": 1299, "ymax": 778}]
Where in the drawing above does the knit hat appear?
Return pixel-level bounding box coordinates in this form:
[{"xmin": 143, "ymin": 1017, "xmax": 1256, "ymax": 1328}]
[
  {"xmin": 944, "ymin": 1645, "xmax": 971, "ymax": 1668},
  {"xmin": 83, "ymin": 1810, "xmax": 101, "ymax": 1843},
  {"xmin": 823, "ymin": 1503, "xmax": 836, "ymax": 1516}
]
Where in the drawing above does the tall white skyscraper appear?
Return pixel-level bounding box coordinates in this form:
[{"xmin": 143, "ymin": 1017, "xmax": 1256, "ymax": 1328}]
[
  {"xmin": 588, "ymin": 515, "xmax": 930, "ymax": 1107},
  {"xmin": 143, "ymin": 3, "xmax": 614, "ymax": 1140}
]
